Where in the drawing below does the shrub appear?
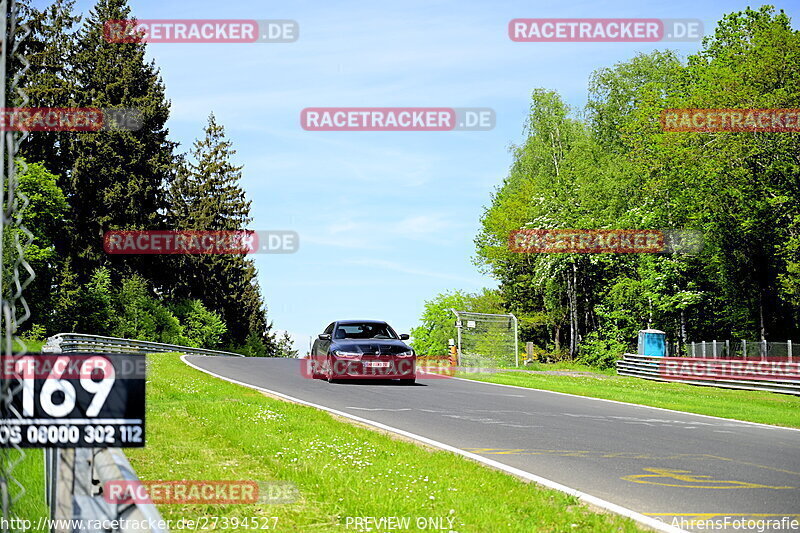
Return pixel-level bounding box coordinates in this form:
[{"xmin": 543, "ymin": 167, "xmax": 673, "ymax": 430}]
[
  {"xmin": 578, "ymin": 331, "xmax": 627, "ymax": 369},
  {"xmin": 173, "ymin": 299, "xmax": 227, "ymax": 348}
]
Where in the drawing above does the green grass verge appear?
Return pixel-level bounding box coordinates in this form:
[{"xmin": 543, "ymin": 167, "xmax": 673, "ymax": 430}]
[
  {"xmin": 12, "ymin": 338, "xmax": 44, "ymax": 352},
  {"xmin": 4, "ymin": 338, "xmax": 48, "ymax": 529},
  {"xmin": 500, "ymin": 361, "xmax": 617, "ymax": 375},
  {"xmin": 126, "ymin": 353, "xmax": 644, "ymax": 532},
  {"xmin": 456, "ymin": 367, "xmax": 800, "ymax": 428},
  {"xmin": 7, "ymin": 448, "xmax": 48, "ymax": 527}
]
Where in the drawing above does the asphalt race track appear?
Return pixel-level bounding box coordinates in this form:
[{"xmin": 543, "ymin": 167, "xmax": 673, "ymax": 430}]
[{"xmin": 184, "ymin": 356, "xmax": 800, "ymax": 532}]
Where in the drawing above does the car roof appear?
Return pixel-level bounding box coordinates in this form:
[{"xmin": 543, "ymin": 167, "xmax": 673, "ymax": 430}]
[{"xmin": 336, "ymin": 320, "xmax": 389, "ymax": 325}]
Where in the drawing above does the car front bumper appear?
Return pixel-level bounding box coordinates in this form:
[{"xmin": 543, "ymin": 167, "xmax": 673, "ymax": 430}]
[{"xmin": 329, "ymin": 357, "xmax": 416, "ymax": 379}]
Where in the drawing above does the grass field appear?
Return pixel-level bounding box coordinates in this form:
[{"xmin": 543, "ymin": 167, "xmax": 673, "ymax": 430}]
[
  {"xmin": 12, "ymin": 338, "xmax": 44, "ymax": 353},
  {"xmin": 6, "ymin": 340, "xmax": 48, "ymax": 529},
  {"xmin": 455, "ymin": 367, "xmax": 800, "ymax": 428},
  {"xmin": 124, "ymin": 353, "xmax": 644, "ymax": 532},
  {"xmin": 6, "ymin": 449, "xmax": 48, "ymax": 528}
]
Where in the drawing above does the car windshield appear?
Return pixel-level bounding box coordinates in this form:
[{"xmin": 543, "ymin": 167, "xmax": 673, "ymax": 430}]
[{"xmin": 334, "ymin": 323, "xmax": 398, "ymax": 340}]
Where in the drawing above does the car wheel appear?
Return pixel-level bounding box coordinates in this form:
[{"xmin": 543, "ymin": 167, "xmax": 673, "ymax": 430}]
[{"xmin": 326, "ymin": 356, "xmax": 339, "ymax": 384}]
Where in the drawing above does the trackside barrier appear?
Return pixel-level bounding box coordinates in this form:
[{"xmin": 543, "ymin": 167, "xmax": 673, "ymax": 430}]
[
  {"xmin": 42, "ymin": 332, "xmax": 245, "ymax": 357},
  {"xmin": 40, "ymin": 333, "xmax": 240, "ymax": 532},
  {"xmin": 45, "ymin": 448, "xmax": 167, "ymax": 533},
  {"xmin": 616, "ymin": 354, "xmax": 800, "ymax": 395}
]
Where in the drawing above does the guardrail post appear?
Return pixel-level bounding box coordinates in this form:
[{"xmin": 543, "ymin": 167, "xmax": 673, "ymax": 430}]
[
  {"xmin": 712, "ymin": 339, "xmax": 717, "ymax": 359},
  {"xmin": 762, "ymin": 339, "xmax": 767, "ymax": 361},
  {"xmin": 53, "ymin": 449, "xmax": 75, "ymax": 532},
  {"xmin": 726, "ymin": 339, "xmax": 730, "ymax": 359},
  {"xmin": 742, "ymin": 339, "xmax": 747, "ymax": 359},
  {"xmin": 789, "ymin": 340, "xmax": 793, "ymax": 363},
  {"xmin": 691, "ymin": 342, "xmax": 696, "ymax": 358},
  {"xmin": 701, "ymin": 341, "xmax": 706, "ymax": 358}
]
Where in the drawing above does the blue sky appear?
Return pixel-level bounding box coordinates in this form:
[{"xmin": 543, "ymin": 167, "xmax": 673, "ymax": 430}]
[{"xmin": 56, "ymin": 0, "xmax": 796, "ymax": 352}]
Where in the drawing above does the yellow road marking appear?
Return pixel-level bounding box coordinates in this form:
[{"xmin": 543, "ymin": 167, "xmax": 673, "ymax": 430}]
[
  {"xmin": 704, "ymin": 455, "xmax": 800, "ymax": 479},
  {"xmin": 622, "ymin": 468, "xmax": 794, "ymax": 489},
  {"xmin": 465, "ymin": 449, "xmax": 800, "ymax": 478},
  {"xmin": 465, "ymin": 448, "xmax": 714, "ymax": 460}
]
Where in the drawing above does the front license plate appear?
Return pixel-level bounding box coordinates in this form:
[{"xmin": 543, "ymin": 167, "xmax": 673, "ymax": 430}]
[{"xmin": 365, "ymin": 361, "xmax": 390, "ymax": 368}]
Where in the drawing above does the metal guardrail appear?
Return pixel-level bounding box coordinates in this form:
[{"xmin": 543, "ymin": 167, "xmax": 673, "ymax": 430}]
[
  {"xmin": 40, "ymin": 334, "xmax": 241, "ymax": 532},
  {"xmin": 42, "ymin": 333, "xmax": 245, "ymax": 357},
  {"xmin": 616, "ymin": 354, "xmax": 800, "ymax": 395},
  {"xmin": 45, "ymin": 448, "xmax": 167, "ymax": 533}
]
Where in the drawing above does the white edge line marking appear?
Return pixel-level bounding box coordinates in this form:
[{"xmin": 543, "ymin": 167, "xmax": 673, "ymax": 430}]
[
  {"xmin": 444, "ymin": 375, "xmax": 800, "ymax": 432},
  {"xmin": 180, "ymin": 355, "xmax": 686, "ymax": 533}
]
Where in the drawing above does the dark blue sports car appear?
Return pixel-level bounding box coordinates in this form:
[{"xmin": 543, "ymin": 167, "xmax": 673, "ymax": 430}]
[{"xmin": 308, "ymin": 320, "xmax": 416, "ymax": 384}]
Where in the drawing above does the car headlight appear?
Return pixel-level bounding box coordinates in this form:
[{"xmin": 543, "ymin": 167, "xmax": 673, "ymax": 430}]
[
  {"xmin": 397, "ymin": 350, "xmax": 414, "ymax": 357},
  {"xmin": 334, "ymin": 350, "xmax": 361, "ymax": 358}
]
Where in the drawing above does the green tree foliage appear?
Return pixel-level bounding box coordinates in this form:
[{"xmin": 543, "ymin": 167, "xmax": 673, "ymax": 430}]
[
  {"xmin": 173, "ymin": 299, "xmax": 227, "ymax": 349},
  {"xmin": 67, "ymin": 0, "xmax": 177, "ymax": 280},
  {"xmin": 474, "ymin": 6, "xmax": 800, "ymax": 367},
  {"xmin": 112, "ymin": 274, "xmax": 188, "ymax": 345},
  {"xmin": 3, "ymin": 161, "xmax": 69, "ymax": 335},
  {"xmin": 50, "ymin": 258, "xmax": 81, "ymax": 333},
  {"xmin": 168, "ymin": 114, "xmax": 276, "ymax": 352},
  {"xmin": 16, "ymin": 0, "xmax": 81, "ymax": 179},
  {"xmin": 274, "ymin": 332, "xmax": 299, "ymax": 358},
  {"xmin": 12, "ymin": 0, "xmax": 280, "ymax": 354},
  {"xmin": 411, "ymin": 289, "xmax": 505, "ymax": 356},
  {"xmin": 75, "ymin": 267, "xmax": 114, "ymax": 335}
]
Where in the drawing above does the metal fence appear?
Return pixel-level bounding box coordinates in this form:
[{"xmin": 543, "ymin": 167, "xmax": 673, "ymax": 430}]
[
  {"xmin": 451, "ymin": 310, "xmax": 519, "ymax": 367},
  {"xmin": 1, "ymin": 1, "xmax": 35, "ymax": 530},
  {"xmin": 678, "ymin": 340, "xmax": 798, "ymax": 360}
]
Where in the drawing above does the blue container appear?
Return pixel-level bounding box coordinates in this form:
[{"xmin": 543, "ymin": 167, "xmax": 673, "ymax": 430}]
[{"xmin": 638, "ymin": 329, "xmax": 666, "ymax": 357}]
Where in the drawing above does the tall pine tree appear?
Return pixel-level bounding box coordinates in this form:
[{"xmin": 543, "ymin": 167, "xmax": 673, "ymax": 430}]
[
  {"xmin": 68, "ymin": 0, "xmax": 177, "ymax": 283},
  {"xmin": 17, "ymin": 0, "xmax": 81, "ymax": 180},
  {"xmin": 169, "ymin": 114, "xmax": 275, "ymax": 352}
]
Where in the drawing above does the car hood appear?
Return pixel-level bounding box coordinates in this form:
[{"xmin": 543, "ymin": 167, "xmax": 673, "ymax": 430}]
[{"xmin": 331, "ymin": 339, "xmax": 412, "ymax": 355}]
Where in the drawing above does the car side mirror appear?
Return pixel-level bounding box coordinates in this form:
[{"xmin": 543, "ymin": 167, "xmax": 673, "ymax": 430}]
[
  {"xmin": 399, "ymin": 334, "xmax": 410, "ymax": 340},
  {"xmin": 318, "ymin": 333, "xmax": 331, "ymax": 340}
]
